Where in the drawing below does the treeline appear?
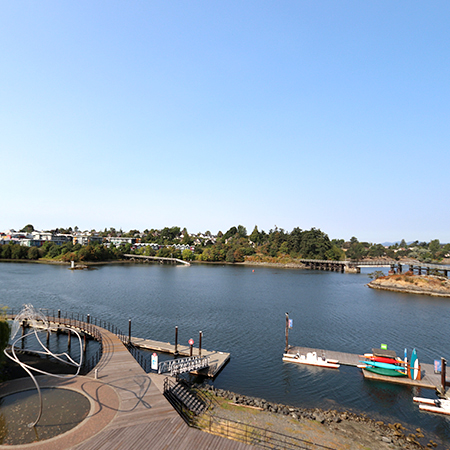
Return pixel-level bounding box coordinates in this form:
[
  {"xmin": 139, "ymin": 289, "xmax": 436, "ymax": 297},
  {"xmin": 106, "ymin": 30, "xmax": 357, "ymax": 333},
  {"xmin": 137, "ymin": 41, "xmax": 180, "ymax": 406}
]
[
  {"xmin": 2, "ymin": 224, "xmax": 449, "ymax": 264},
  {"xmin": 0, "ymin": 242, "xmax": 123, "ymax": 262}
]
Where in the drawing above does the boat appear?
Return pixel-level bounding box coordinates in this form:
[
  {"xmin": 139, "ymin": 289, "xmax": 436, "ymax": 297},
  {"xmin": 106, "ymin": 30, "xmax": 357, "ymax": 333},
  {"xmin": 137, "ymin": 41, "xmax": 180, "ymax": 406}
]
[
  {"xmin": 362, "ymin": 366, "xmax": 408, "ymax": 377},
  {"xmin": 282, "ymin": 352, "xmax": 340, "ymax": 369},
  {"xmin": 361, "ymin": 360, "xmax": 407, "ymax": 371},
  {"xmin": 414, "ymin": 396, "xmax": 450, "ymax": 415},
  {"xmin": 410, "ymin": 348, "xmax": 420, "ymax": 380},
  {"xmin": 361, "ymin": 354, "xmax": 405, "ymax": 365}
]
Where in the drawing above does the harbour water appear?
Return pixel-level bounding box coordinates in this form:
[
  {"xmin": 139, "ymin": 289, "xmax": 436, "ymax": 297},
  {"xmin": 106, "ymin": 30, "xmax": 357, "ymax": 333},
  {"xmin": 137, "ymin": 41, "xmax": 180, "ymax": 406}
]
[{"xmin": 1, "ymin": 261, "xmax": 450, "ymax": 446}]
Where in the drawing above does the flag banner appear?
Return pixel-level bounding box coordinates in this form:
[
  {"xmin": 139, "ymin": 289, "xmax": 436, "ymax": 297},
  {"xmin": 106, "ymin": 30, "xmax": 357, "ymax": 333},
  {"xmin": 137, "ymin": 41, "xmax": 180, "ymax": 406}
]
[
  {"xmin": 288, "ymin": 319, "xmax": 293, "ymax": 328},
  {"xmin": 434, "ymin": 360, "xmax": 442, "ymax": 374},
  {"xmin": 381, "ymin": 343, "xmax": 388, "ymax": 350}
]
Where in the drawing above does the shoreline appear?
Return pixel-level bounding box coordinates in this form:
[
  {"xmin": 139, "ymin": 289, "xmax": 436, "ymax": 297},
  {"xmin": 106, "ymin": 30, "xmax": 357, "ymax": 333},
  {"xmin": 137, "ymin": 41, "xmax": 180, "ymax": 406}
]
[
  {"xmin": 199, "ymin": 384, "xmax": 430, "ymax": 449},
  {"xmin": 368, "ymin": 274, "xmax": 450, "ymax": 298}
]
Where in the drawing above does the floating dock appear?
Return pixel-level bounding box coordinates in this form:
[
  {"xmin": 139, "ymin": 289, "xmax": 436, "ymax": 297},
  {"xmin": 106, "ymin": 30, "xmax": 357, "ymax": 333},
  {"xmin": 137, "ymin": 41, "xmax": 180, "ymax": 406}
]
[
  {"xmin": 130, "ymin": 337, "xmax": 230, "ymax": 378},
  {"xmin": 288, "ymin": 346, "xmax": 444, "ymax": 390}
]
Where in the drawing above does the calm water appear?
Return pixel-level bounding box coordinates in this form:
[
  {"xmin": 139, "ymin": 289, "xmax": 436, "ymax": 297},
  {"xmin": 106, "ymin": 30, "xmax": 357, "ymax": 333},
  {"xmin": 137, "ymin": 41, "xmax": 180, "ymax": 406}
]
[{"xmin": 1, "ymin": 262, "xmax": 450, "ymax": 446}]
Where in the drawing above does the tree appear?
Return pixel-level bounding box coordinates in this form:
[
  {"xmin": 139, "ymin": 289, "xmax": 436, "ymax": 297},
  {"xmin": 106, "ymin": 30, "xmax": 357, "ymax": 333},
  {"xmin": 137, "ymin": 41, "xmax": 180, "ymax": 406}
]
[
  {"xmin": 237, "ymin": 225, "xmax": 247, "ymax": 238},
  {"xmin": 429, "ymin": 239, "xmax": 440, "ymax": 258},
  {"xmin": 223, "ymin": 227, "xmax": 238, "ymax": 241},
  {"xmin": 27, "ymin": 246, "xmax": 39, "ymax": 260},
  {"xmin": 21, "ymin": 224, "xmax": 34, "ymax": 233}
]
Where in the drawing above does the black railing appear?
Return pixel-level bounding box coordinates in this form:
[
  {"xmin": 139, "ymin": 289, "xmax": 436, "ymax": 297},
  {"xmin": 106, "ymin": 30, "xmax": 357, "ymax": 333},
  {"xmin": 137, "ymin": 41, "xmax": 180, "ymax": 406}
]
[
  {"xmin": 162, "ymin": 377, "xmax": 334, "ymax": 450},
  {"xmin": 127, "ymin": 342, "xmax": 149, "ymax": 372},
  {"xmin": 5, "ymin": 307, "xmax": 152, "ymax": 374}
]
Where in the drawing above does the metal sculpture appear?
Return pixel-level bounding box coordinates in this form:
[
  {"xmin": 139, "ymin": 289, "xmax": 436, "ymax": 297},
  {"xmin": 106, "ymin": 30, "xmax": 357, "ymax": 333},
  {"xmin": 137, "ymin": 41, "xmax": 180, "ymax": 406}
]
[{"xmin": 4, "ymin": 304, "xmax": 83, "ymax": 427}]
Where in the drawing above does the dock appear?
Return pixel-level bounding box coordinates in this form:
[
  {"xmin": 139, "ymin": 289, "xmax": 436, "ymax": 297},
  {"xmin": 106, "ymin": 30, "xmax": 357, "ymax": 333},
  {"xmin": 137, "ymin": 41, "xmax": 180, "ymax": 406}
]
[
  {"xmin": 130, "ymin": 336, "xmax": 230, "ymax": 378},
  {"xmin": 288, "ymin": 346, "xmax": 444, "ymax": 390}
]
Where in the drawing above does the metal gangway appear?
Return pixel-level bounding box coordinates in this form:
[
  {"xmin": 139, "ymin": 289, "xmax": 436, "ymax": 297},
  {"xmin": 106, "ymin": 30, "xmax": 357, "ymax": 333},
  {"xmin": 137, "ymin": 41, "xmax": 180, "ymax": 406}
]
[{"xmin": 158, "ymin": 355, "xmax": 210, "ymax": 376}]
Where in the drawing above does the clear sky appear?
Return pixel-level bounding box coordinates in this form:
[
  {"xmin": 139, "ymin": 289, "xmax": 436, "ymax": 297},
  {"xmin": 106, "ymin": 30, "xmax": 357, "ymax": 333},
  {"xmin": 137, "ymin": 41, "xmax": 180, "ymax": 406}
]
[{"xmin": 1, "ymin": 1, "xmax": 449, "ymax": 243}]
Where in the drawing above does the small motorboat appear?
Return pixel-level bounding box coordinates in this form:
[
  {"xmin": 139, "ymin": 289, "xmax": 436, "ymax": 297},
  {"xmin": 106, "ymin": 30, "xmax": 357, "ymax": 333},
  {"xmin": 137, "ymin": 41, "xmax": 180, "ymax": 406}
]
[
  {"xmin": 414, "ymin": 396, "xmax": 450, "ymax": 415},
  {"xmin": 282, "ymin": 352, "xmax": 340, "ymax": 369}
]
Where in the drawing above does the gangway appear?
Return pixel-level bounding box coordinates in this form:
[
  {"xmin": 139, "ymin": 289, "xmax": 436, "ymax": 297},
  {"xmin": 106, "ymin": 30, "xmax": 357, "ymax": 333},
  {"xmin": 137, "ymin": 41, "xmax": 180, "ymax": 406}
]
[{"xmin": 158, "ymin": 355, "xmax": 210, "ymax": 376}]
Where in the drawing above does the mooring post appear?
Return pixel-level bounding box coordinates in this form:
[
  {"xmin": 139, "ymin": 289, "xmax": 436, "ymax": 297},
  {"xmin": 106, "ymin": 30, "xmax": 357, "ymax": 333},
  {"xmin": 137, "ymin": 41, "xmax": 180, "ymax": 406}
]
[
  {"xmin": 199, "ymin": 331, "xmax": 202, "ymax": 356},
  {"xmin": 174, "ymin": 326, "xmax": 179, "ymax": 356},
  {"xmin": 189, "ymin": 339, "xmax": 193, "ymax": 357},
  {"xmin": 57, "ymin": 309, "xmax": 61, "ymax": 335},
  {"xmin": 67, "ymin": 329, "xmax": 71, "ymax": 349},
  {"xmin": 442, "ymin": 357, "xmax": 447, "ymax": 394},
  {"xmin": 285, "ymin": 312, "xmax": 289, "ymax": 353},
  {"xmin": 128, "ymin": 319, "xmax": 132, "ymax": 344}
]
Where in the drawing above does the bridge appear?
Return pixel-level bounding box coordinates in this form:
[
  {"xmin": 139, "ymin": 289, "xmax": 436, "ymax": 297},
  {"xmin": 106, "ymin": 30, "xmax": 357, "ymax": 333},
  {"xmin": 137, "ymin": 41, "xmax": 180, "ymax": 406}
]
[
  {"xmin": 300, "ymin": 259, "xmax": 450, "ymax": 277},
  {"xmin": 123, "ymin": 254, "xmax": 190, "ymax": 266}
]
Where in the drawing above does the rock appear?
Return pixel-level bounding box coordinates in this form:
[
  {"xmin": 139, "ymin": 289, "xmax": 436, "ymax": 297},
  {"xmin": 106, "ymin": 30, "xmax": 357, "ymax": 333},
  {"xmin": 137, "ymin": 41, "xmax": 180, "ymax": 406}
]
[
  {"xmin": 313, "ymin": 413, "xmax": 325, "ymax": 424},
  {"xmin": 381, "ymin": 436, "xmax": 392, "ymax": 443}
]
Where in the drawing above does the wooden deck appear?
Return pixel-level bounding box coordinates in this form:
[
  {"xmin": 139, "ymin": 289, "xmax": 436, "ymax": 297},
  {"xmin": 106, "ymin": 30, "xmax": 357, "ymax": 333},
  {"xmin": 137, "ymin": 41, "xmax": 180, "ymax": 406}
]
[
  {"xmin": 2, "ymin": 325, "xmax": 253, "ymax": 450},
  {"xmin": 288, "ymin": 346, "xmax": 444, "ymax": 390},
  {"xmin": 130, "ymin": 336, "xmax": 230, "ymax": 378}
]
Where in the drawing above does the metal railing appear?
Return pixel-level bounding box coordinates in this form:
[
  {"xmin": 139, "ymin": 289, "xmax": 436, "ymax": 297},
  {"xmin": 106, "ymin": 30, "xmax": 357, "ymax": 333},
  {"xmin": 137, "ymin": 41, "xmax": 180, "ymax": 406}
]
[
  {"xmin": 158, "ymin": 355, "xmax": 210, "ymax": 376},
  {"xmin": 5, "ymin": 307, "xmax": 156, "ymax": 374},
  {"xmin": 163, "ymin": 378, "xmax": 335, "ymax": 450}
]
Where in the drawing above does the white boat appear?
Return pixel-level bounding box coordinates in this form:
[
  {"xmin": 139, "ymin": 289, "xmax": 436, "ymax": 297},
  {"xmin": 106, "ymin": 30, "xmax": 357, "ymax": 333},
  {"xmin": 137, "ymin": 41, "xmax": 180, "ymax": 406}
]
[
  {"xmin": 413, "ymin": 396, "xmax": 450, "ymax": 415},
  {"xmin": 282, "ymin": 352, "xmax": 340, "ymax": 369}
]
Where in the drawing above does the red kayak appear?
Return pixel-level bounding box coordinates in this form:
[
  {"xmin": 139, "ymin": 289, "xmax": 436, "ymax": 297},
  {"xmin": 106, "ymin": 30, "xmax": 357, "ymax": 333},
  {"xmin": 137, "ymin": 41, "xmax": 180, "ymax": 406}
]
[{"xmin": 362, "ymin": 354, "xmax": 406, "ymax": 365}]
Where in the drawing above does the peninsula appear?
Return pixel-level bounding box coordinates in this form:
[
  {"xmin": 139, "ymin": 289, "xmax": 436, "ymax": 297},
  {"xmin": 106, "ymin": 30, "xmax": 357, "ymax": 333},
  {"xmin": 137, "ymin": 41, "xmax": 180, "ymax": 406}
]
[{"xmin": 368, "ymin": 273, "xmax": 450, "ymax": 297}]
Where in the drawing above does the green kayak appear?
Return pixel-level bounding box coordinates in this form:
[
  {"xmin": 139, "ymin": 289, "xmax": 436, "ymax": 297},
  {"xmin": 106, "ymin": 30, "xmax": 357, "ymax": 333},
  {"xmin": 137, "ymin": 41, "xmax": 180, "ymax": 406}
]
[{"xmin": 363, "ymin": 366, "xmax": 407, "ymax": 377}]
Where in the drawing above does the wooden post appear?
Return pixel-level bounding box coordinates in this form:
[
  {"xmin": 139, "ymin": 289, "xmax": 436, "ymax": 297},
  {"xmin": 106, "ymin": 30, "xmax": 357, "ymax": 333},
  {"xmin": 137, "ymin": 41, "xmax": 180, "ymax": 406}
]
[
  {"xmin": 174, "ymin": 326, "xmax": 178, "ymax": 356},
  {"xmin": 57, "ymin": 309, "xmax": 61, "ymax": 335},
  {"xmin": 441, "ymin": 358, "xmax": 447, "ymax": 394},
  {"xmin": 285, "ymin": 312, "xmax": 289, "ymax": 353},
  {"xmin": 199, "ymin": 331, "xmax": 202, "ymax": 356},
  {"xmin": 128, "ymin": 319, "xmax": 131, "ymax": 344},
  {"xmin": 68, "ymin": 329, "xmax": 71, "ymax": 348},
  {"xmin": 189, "ymin": 341, "xmax": 193, "ymax": 357}
]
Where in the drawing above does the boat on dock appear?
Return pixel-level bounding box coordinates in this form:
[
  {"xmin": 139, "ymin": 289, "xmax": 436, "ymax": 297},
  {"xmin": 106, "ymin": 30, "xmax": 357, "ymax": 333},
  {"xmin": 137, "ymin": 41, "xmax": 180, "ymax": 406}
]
[
  {"xmin": 362, "ymin": 366, "xmax": 408, "ymax": 377},
  {"xmin": 282, "ymin": 352, "xmax": 340, "ymax": 369},
  {"xmin": 414, "ymin": 396, "xmax": 450, "ymax": 415}
]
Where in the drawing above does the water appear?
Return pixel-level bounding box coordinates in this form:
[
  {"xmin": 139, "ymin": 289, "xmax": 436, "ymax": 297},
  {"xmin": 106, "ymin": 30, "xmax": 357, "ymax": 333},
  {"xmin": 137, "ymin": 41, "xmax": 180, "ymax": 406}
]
[{"xmin": 1, "ymin": 261, "xmax": 450, "ymax": 446}]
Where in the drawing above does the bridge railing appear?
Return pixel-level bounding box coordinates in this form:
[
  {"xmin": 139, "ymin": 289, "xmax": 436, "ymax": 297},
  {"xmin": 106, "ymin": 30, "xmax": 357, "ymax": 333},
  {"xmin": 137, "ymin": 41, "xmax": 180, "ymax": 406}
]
[{"xmin": 4, "ymin": 307, "xmax": 149, "ymax": 373}]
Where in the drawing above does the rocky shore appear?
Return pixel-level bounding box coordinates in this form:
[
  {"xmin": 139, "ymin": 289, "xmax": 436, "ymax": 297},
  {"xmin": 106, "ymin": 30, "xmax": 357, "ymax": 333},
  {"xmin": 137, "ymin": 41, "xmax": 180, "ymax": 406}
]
[
  {"xmin": 368, "ymin": 274, "xmax": 450, "ymax": 298},
  {"xmin": 196, "ymin": 383, "xmax": 439, "ymax": 449}
]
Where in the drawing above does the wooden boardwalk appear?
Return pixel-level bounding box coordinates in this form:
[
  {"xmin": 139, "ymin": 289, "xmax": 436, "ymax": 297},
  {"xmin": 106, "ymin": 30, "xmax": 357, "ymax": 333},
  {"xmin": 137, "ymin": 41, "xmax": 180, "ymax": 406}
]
[
  {"xmin": 131, "ymin": 336, "xmax": 230, "ymax": 377},
  {"xmin": 2, "ymin": 326, "xmax": 253, "ymax": 450},
  {"xmin": 288, "ymin": 346, "xmax": 443, "ymax": 390}
]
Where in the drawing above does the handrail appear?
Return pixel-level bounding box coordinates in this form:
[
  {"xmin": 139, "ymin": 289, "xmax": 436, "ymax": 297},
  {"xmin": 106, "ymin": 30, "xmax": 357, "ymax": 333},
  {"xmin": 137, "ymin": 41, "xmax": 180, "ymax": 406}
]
[
  {"xmin": 5, "ymin": 307, "xmax": 153, "ymax": 374},
  {"xmin": 162, "ymin": 377, "xmax": 335, "ymax": 450}
]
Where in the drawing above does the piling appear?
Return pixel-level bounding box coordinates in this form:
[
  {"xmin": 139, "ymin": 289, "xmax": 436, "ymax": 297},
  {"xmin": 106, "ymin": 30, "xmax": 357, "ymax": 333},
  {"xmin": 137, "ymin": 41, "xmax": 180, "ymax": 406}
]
[
  {"xmin": 174, "ymin": 326, "xmax": 179, "ymax": 356},
  {"xmin": 199, "ymin": 331, "xmax": 202, "ymax": 356}
]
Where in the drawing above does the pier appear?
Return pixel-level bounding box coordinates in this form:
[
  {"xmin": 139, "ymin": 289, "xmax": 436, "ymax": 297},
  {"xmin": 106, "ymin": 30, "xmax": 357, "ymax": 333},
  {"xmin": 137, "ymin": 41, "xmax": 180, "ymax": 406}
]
[
  {"xmin": 287, "ymin": 346, "xmax": 446, "ymax": 391},
  {"xmin": 300, "ymin": 259, "xmax": 450, "ymax": 277},
  {"xmin": 130, "ymin": 336, "xmax": 230, "ymax": 378},
  {"xmin": 123, "ymin": 253, "xmax": 190, "ymax": 265},
  {"xmin": 3, "ymin": 311, "xmax": 248, "ymax": 450}
]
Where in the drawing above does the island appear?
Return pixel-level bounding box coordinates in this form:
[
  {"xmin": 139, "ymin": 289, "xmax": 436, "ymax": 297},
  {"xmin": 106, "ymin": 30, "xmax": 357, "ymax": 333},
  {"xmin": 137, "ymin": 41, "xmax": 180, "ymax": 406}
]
[{"xmin": 368, "ymin": 273, "xmax": 450, "ymax": 297}]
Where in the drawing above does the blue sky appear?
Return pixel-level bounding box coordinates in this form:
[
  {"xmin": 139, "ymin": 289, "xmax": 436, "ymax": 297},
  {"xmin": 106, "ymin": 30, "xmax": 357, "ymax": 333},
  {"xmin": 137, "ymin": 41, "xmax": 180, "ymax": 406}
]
[{"xmin": 1, "ymin": 1, "xmax": 449, "ymax": 243}]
